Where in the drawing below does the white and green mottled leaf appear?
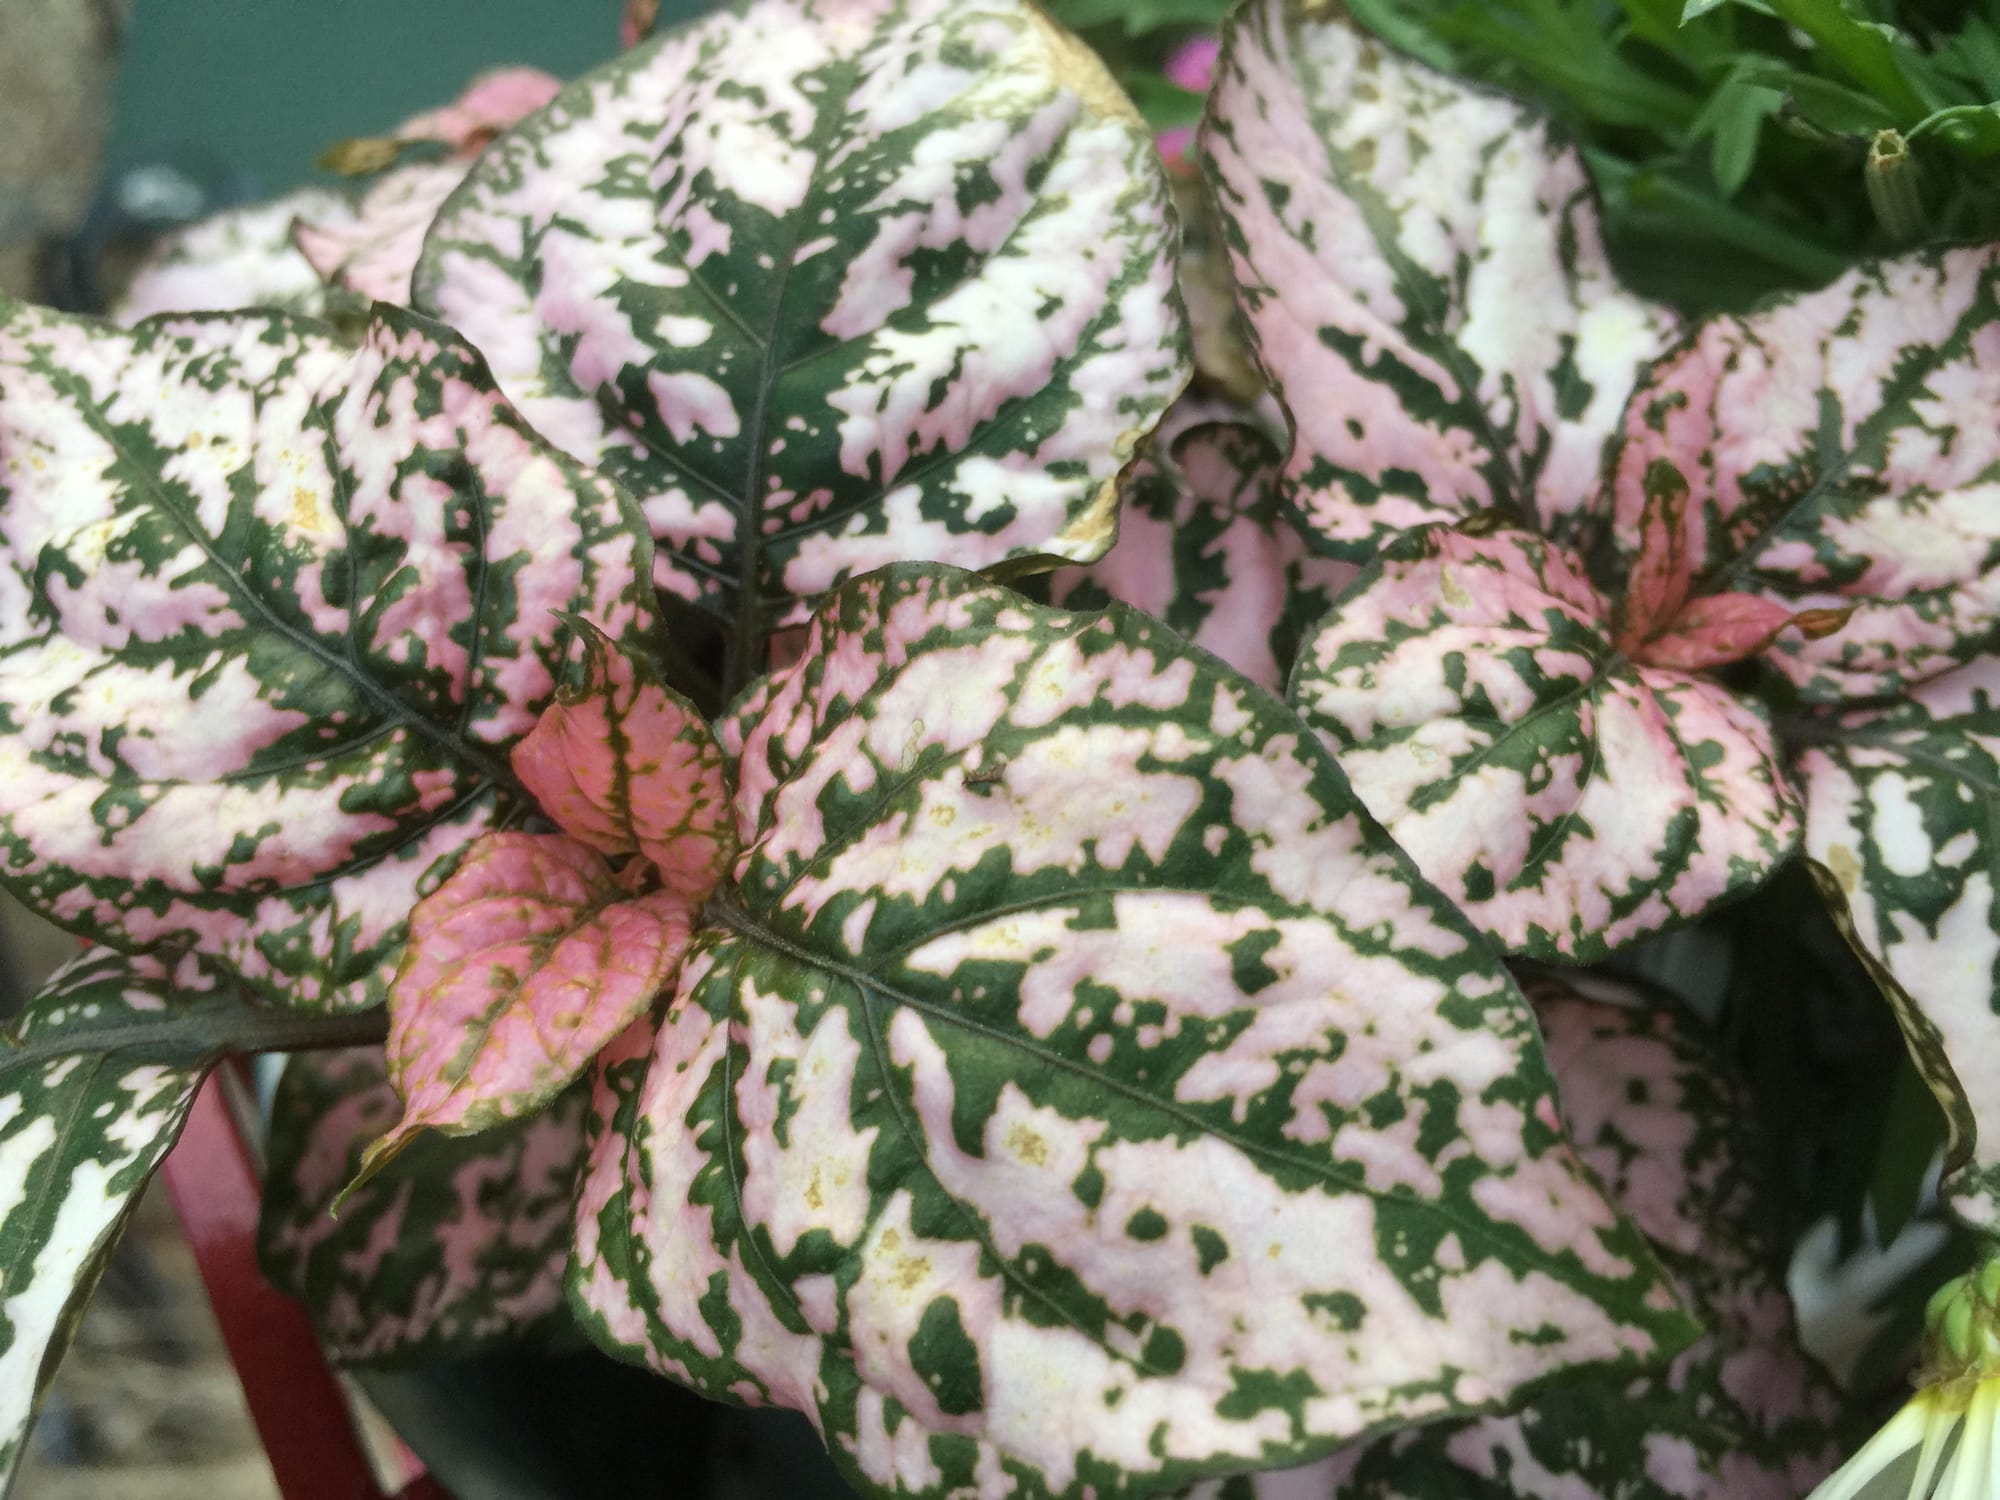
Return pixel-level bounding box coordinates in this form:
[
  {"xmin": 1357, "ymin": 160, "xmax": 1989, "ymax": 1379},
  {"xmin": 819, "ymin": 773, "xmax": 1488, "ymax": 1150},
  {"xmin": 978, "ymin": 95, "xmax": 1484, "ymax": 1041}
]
[
  {"xmin": 1796, "ymin": 656, "xmax": 2000, "ymax": 1227},
  {"xmin": 1289, "ymin": 525, "xmax": 1798, "ymax": 959},
  {"xmin": 1187, "ymin": 977, "xmax": 1844, "ymax": 1500},
  {"xmin": 1201, "ymin": 0, "xmax": 1678, "ymax": 557},
  {"xmin": 1044, "ymin": 400, "xmax": 1355, "ymax": 691},
  {"xmin": 0, "ymin": 949, "xmax": 252, "ymax": 1479},
  {"xmin": 259, "ymin": 1046, "xmax": 585, "ymax": 1366},
  {"xmin": 1610, "ymin": 246, "xmax": 2000, "ymax": 702},
  {"xmin": 0, "ymin": 298, "xmax": 653, "ymax": 1011},
  {"xmin": 412, "ymin": 0, "xmax": 1190, "ymax": 630},
  {"xmin": 113, "ymin": 189, "xmax": 357, "ymax": 323},
  {"xmin": 294, "ymin": 161, "xmax": 470, "ymax": 308},
  {"xmin": 573, "ymin": 563, "xmax": 1696, "ymax": 1499}
]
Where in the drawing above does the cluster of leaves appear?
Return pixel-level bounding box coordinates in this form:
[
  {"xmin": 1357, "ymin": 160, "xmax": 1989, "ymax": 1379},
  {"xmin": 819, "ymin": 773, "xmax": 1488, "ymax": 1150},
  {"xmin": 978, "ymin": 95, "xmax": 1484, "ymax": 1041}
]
[
  {"xmin": 0, "ymin": 0, "xmax": 1996, "ymax": 1496},
  {"xmin": 1342, "ymin": 0, "xmax": 2000, "ymax": 311}
]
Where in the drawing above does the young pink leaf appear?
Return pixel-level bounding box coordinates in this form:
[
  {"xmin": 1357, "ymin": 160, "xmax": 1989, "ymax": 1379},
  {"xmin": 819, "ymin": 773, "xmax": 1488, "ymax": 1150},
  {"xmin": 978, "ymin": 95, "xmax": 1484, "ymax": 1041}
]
[
  {"xmin": 370, "ymin": 831, "xmax": 696, "ymax": 1169},
  {"xmin": 413, "ymin": 0, "xmax": 1190, "ymax": 627},
  {"xmin": 1611, "ymin": 244, "xmax": 2000, "ymax": 702},
  {"xmin": 391, "ymin": 67, "xmax": 561, "ymax": 154},
  {"xmin": 1290, "ymin": 525, "xmax": 1799, "ymax": 959},
  {"xmin": 259, "ymin": 1046, "xmax": 585, "ymax": 1365},
  {"xmin": 1202, "ymin": 0, "xmax": 1678, "ymax": 556},
  {"xmin": 0, "ymin": 299, "xmax": 652, "ymax": 1012},
  {"xmin": 293, "ymin": 160, "xmax": 467, "ymax": 306},
  {"xmin": 1044, "ymin": 399, "xmax": 1355, "ymax": 691},
  {"xmin": 574, "ymin": 563, "xmax": 1698, "ymax": 1499},
  {"xmin": 1796, "ymin": 655, "xmax": 2000, "ymax": 1227},
  {"xmin": 511, "ymin": 620, "xmax": 733, "ymax": 901},
  {"xmin": 1194, "ymin": 977, "xmax": 1844, "ymax": 1500}
]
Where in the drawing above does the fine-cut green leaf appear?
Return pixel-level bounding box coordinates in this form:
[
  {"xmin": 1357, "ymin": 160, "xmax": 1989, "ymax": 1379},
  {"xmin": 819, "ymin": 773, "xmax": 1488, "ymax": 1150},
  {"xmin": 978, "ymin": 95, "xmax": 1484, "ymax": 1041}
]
[
  {"xmin": 1796, "ymin": 656, "xmax": 2000, "ymax": 1228},
  {"xmin": 1201, "ymin": 0, "xmax": 1679, "ymax": 556},
  {"xmin": 1289, "ymin": 524, "xmax": 1799, "ymax": 960},
  {"xmin": 572, "ymin": 563, "xmax": 1695, "ymax": 1500},
  {"xmin": 413, "ymin": 0, "xmax": 1190, "ymax": 645},
  {"xmin": 259, "ymin": 1047, "xmax": 586, "ymax": 1366},
  {"xmin": 1182, "ymin": 975, "xmax": 1845, "ymax": 1500},
  {"xmin": 0, "ymin": 951, "xmax": 245, "ymax": 1480},
  {"xmin": 0, "ymin": 298, "xmax": 654, "ymax": 1011}
]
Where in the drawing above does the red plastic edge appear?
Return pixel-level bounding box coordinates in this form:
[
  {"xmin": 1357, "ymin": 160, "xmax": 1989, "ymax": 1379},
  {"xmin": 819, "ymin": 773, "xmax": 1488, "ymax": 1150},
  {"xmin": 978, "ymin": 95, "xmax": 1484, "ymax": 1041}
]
[{"xmin": 160, "ymin": 1066, "xmax": 394, "ymax": 1500}]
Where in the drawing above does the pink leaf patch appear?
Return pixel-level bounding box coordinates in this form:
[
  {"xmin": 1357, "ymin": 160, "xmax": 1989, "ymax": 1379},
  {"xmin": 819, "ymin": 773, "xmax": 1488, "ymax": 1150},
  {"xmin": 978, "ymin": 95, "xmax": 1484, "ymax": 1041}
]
[
  {"xmin": 574, "ymin": 563, "xmax": 1699, "ymax": 1499},
  {"xmin": 413, "ymin": 0, "xmax": 1189, "ymax": 627},
  {"xmin": 1044, "ymin": 399, "xmax": 1355, "ymax": 691},
  {"xmin": 294, "ymin": 161, "xmax": 468, "ymax": 307},
  {"xmin": 1202, "ymin": 0, "xmax": 1678, "ymax": 555},
  {"xmin": 1290, "ymin": 525, "xmax": 1799, "ymax": 958},
  {"xmin": 1611, "ymin": 244, "xmax": 2000, "ymax": 701},
  {"xmin": 511, "ymin": 620, "xmax": 733, "ymax": 901},
  {"xmin": 366, "ymin": 832, "xmax": 695, "ymax": 1170},
  {"xmin": 258, "ymin": 1046, "xmax": 585, "ymax": 1365},
  {"xmin": 1199, "ymin": 977, "xmax": 1844, "ymax": 1499}
]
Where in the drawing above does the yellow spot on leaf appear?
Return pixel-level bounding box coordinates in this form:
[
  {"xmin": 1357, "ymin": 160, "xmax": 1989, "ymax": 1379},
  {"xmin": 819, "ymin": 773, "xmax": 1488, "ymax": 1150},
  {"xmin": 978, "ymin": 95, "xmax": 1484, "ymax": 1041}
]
[
  {"xmin": 1825, "ymin": 843, "xmax": 1862, "ymax": 894},
  {"xmin": 1005, "ymin": 1122, "xmax": 1049, "ymax": 1166}
]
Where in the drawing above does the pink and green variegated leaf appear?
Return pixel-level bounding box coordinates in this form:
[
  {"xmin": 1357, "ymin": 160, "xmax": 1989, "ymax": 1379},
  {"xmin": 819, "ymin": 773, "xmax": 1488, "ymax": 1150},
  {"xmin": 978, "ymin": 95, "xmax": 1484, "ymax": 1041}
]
[
  {"xmin": 259, "ymin": 1046, "xmax": 585, "ymax": 1365},
  {"xmin": 1611, "ymin": 245, "xmax": 2000, "ymax": 702},
  {"xmin": 387, "ymin": 67, "xmax": 562, "ymax": 156},
  {"xmin": 412, "ymin": 0, "xmax": 1190, "ymax": 629},
  {"xmin": 0, "ymin": 949, "xmax": 262, "ymax": 1482},
  {"xmin": 113, "ymin": 189, "xmax": 357, "ymax": 323},
  {"xmin": 1187, "ymin": 977, "xmax": 1844, "ymax": 1500},
  {"xmin": 1795, "ymin": 656, "xmax": 2000, "ymax": 1227},
  {"xmin": 0, "ymin": 298, "xmax": 652, "ymax": 1012},
  {"xmin": 573, "ymin": 563, "xmax": 1697, "ymax": 1500},
  {"xmin": 1044, "ymin": 402, "xmax": 1356, "ymax": 692},
  {"xmin": 375, "ymin": 832, "xmax": 696, "ymax": 1162},
  {"xmin": 1288, "ymin": 525, "xmax": 1798, "ymax": 959},
  {"xmin": 512, "ymin": 621, "xmax": 733, "ymax": 898},
  {"xmin": 1200, "ymin": 0, "xmax": 1678, "ymax": 558},
  {"xmin": 294, "ymin": 161, "xmax": 469, "ymax": 307}
]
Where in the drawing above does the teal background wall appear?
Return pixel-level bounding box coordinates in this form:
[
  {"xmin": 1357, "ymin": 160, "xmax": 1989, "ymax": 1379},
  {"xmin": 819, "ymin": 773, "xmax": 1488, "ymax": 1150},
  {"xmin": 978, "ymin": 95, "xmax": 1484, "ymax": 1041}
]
[{"xmin": 107, "ymin": 0, "xmax": 711, "ymax": 197}]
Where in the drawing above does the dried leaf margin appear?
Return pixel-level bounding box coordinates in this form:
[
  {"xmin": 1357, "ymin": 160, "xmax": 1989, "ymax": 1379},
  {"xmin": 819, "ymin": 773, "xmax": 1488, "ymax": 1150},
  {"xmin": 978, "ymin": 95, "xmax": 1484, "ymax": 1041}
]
[
  {"xmin": 1795, "ymin": 656, "xmax": 2000, "ymax": 1228},
  {"xmin": 573, "ymin": 563, "xmax": 1697, "ymax": 1500},
  {"xmin": 0, "ymin": 296, "xmax": 654, "ymax": 1012}
]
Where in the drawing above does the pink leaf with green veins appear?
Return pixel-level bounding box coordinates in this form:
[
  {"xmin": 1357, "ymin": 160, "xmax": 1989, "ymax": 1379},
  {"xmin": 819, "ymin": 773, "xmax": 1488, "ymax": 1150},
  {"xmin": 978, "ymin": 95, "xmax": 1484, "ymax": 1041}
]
[
  {"xmin": 572, "ymin": 563, "xmax": 1698, "ymax": 1500},
  {"xmin": 1611, "ymin": 244, "xmax": 2000, "ymax": 702},
  {"xmin": 0, "ymin": 297, "xmax": 652, "ymax": 1012},
  {"xmin": 370, "ymin": 832, "xmax": 697, "ymax": 1169},
  {"xmin": 1289, "ymin": 525, "xmax": 1798, "ymax": 959},
  {"xmin": 511, "ymin": 620, "xmax": 733, "ymax": 901},
  {"xmin": 413, "ymin": 0, "xmax": 1190, "ymax": 634},
  {"xmin": 1189, "ymin": 976, "xmax": 1843, "ymax": 1500},
  {"xmin": 259, "ymin": 1047, "xmax": 585, "ymax": 1366},
  {"xmin": 1044, "ymin": 399, "xmax": 1355, "ymax": 691},
  {"xmin": 1796, "ymin": 655, "xmax": 2000, "ymax": 1227},
  {"xmin": 1201, "ymin": 0, "xmax": 1678, "ymax": 558}
]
